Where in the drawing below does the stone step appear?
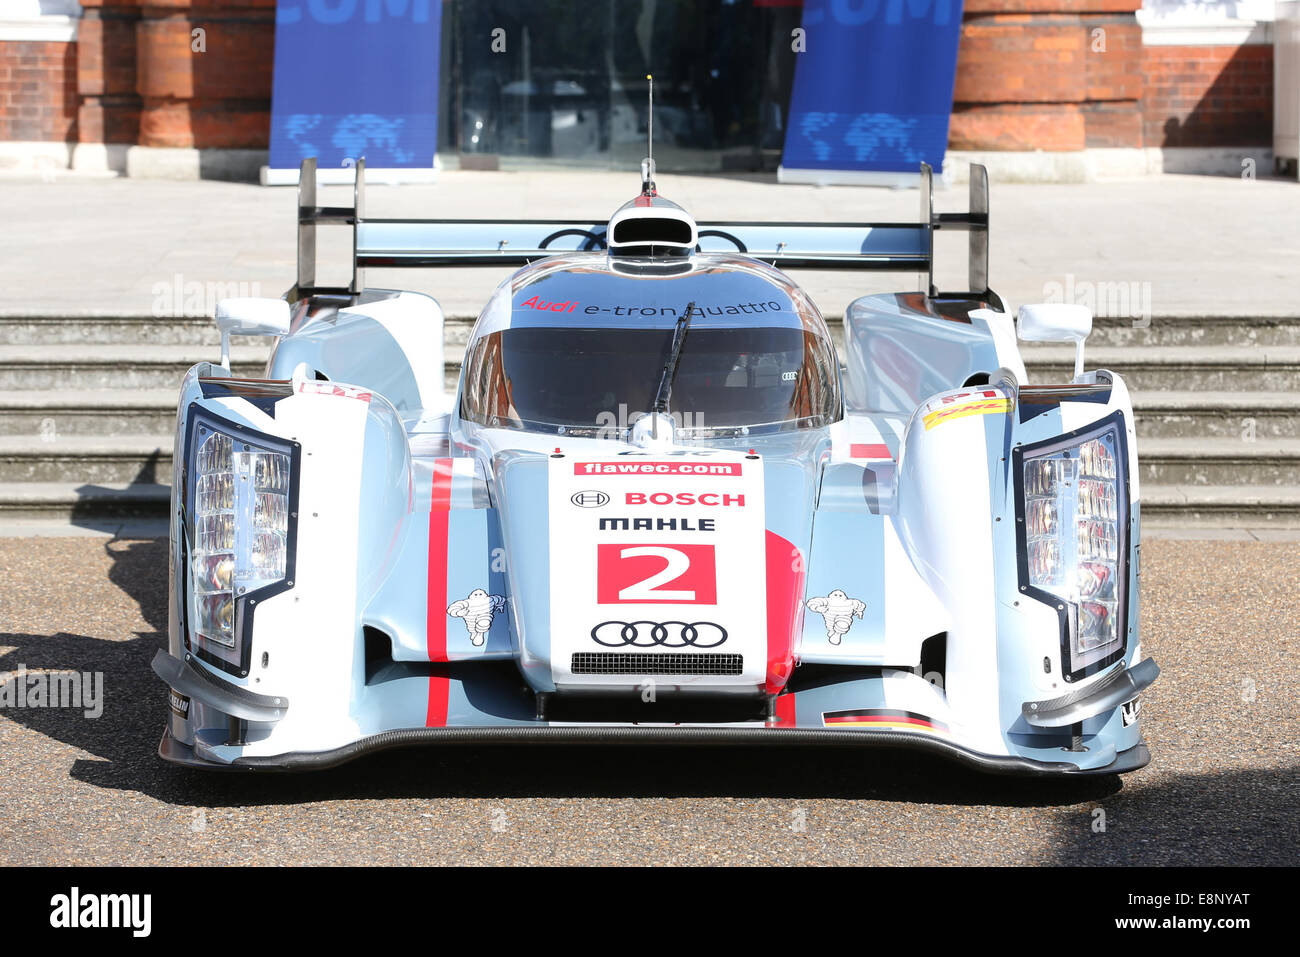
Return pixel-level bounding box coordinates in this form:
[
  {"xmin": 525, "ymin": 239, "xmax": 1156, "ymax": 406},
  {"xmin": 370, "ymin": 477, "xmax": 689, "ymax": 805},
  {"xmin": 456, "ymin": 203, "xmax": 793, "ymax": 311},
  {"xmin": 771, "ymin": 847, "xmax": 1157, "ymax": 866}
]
[
  {"xmin": 0, "ymin": 315, "xmax": 226, "ymax": 346},
  {"xmin": 1, "ymin": 390, "xmax": 1295, "ymax": 443},
  {"xmin": 0, "ymin": 390, "xmax": 180, "ymax": 437},
  {"xmin": 442, "ymin": 313, "xmax": 1300, "ymax": 347},
  {"xmin": 1137, "ymin": 438, "xmax": 1300, "ymax": 487},
  {"xmin": 1043, "ymin": 315, "xmax": 1300, "ymax": 349},
  {"xmin": 2, "ymin": 431, "xmax": 1292, "ymax": 495},
  {"xmin": 441, "ymin": 344, "xmax": 1300, "ymax": 394},
  {"xmin": 0, "ymin": 436, "xmax": 173, "ymax": 484},
  {"xmin": 1140, "ymin": 485, "xmax": 1300, "ymax": 528},
  {"xmin": 1130, "ymin": 392, "xmax": 1300, "ymax": 439},
  {"xmin": 9, "ymin": 312, "xmax": 1296, "ymax": 350},
  {"xmin": 4, "ymin": 477, "xmax": 1297, "ymax": 528},
  {"xmin": 1023, "ymin": 345, "xmax": 1300, "ymax": 392},
  {"xmin": 0, "ymin": 481, "xmax": 171, "ymax": 521},
  {"xmin": 0, "ymin": 345, "xmax": 267, "ymax": 390},
  {"xmin": 4, "ymin": 481, "xmax": 1297, "ymax": 527},
  {"xmin": 2, "ymin": 314, "xmax": 1297, "ymax": 526}
]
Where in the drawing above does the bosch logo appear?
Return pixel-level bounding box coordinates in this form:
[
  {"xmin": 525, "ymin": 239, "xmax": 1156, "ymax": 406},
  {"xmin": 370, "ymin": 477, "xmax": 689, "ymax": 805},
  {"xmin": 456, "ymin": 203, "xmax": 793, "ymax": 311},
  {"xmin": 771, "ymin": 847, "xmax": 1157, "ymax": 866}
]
[
  {"xmin": 590, "ymin": 620, "xmax": 728, "ymax": 648},
  {"xmin": 625, "ymin": 492, "xmax": 745, "ymax": 507},
  {"xmin": 571, "ymin": 490, "xmax": 609, "ymax": 508}
]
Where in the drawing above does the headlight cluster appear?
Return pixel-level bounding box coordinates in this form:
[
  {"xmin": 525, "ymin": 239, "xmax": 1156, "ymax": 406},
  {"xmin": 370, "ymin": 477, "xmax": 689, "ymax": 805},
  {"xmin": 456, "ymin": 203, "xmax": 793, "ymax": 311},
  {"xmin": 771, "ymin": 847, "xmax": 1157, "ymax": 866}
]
[
  {"xmin": 1020, "ymin": 418, "xmax": 1128, "ymax": 680},
  {"xmin": 186, "ymin": 412, "xmax": 296, "ymax": 674}
]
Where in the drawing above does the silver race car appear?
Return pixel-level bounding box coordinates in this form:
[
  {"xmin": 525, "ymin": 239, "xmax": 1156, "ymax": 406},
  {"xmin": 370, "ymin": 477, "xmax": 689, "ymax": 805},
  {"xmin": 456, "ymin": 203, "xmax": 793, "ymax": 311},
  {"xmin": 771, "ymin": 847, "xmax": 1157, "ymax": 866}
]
[{"xmin": 152, "ymin": 150, "xmax": 1157, "ymax": 775}]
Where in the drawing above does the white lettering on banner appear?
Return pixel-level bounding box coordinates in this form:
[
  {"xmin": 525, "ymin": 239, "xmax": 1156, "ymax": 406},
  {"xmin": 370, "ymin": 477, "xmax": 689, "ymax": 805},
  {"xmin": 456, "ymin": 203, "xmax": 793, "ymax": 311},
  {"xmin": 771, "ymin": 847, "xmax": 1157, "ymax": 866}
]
[
  {"xmin": 802, "ymin": 0, "xmax": 954, "ymax": 27},
  {"xmin": 278, "ymin": 0, "xmax": 431, "ymax": 25}
]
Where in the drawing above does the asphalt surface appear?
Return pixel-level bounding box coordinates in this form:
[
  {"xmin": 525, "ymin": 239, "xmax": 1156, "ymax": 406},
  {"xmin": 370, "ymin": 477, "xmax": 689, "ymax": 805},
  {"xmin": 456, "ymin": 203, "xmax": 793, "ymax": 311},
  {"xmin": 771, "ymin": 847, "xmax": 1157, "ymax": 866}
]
[{"xmin": 0, "ymin": 535, "xmax": 1295, "ymax": 866}]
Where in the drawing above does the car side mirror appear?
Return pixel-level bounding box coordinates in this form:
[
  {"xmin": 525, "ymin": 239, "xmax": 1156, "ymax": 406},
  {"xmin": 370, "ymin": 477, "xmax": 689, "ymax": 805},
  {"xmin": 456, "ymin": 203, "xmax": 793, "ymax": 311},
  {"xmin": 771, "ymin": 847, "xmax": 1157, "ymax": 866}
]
[
  {"xmin": 1017, "ymin": 303, "xmax": 1092, "ymax": 381},
  {"xmin": 214, "ymin": 298, "xmax": 291, "ymax": 370}
]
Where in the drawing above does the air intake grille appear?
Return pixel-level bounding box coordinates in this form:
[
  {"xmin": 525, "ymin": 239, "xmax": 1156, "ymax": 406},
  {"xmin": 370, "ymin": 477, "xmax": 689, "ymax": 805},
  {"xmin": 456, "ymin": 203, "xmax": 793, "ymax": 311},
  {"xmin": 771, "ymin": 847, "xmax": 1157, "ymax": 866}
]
[{"xmin": 571, "ymin": 653, "xmax": 743, "ymax": 676}]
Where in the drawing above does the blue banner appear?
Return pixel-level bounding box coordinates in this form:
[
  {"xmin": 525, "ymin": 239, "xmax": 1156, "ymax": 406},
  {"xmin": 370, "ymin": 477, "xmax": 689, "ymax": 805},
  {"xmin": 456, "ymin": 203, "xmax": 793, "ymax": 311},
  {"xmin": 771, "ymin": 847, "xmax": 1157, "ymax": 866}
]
[
  {"xmin": 781, "ymin": 0, "xmax": 964, "ymax": 175},
  {"xmin": 268, "ymin": 0, "xmax": 442, "ymax": 171}
]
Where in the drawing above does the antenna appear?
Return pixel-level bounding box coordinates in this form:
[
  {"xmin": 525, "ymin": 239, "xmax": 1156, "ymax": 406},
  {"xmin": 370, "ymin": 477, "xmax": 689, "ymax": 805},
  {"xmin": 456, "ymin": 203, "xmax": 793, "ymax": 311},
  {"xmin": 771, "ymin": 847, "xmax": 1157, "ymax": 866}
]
[{"xmin": 640, "ymin": 73, "xmax": 656, "ymax": 196}]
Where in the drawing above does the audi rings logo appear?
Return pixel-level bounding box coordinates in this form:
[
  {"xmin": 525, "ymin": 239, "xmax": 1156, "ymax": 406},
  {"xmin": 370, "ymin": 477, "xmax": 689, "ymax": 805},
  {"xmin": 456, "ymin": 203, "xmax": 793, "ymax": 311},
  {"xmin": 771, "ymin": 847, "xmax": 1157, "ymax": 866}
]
[
  {"xmin": 571, "ymin": 490, "xmax": 609, "ymax": 508},
  {"xmin": 590, "ymin": 620, "xmax": 728, "ymax": 648}
]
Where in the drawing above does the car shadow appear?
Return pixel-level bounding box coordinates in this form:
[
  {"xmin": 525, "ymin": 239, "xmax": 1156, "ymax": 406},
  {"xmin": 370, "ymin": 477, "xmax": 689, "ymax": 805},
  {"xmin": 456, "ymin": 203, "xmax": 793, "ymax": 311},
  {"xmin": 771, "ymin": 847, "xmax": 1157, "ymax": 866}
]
[
  {"xmin": 0, "ymin": 533, "xmax": 1135, "ymax": 811},
  {"xmin": 67, "ymin": 449, "xmax": 171, "ymax": 536},
  {"xmin": 2, "ymin": 617, "xmax": 1124, "ymax": 810},
  {"xmin": 1041, "ymin": 762, "xmax": 1300, "ymax": 866}
]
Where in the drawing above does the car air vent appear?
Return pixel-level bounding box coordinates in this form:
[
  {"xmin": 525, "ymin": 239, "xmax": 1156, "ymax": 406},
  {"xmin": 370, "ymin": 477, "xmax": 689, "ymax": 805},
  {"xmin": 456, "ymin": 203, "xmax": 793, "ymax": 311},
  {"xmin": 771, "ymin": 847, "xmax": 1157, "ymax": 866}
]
[
  {"xmin": 605, "ymin": 196, "xmax": 698, "ymax": 260},
  {"xmin": 611, "ymin": 216, "xmax": 693, "ymax": 246},
  {"xmin": 571, "ymin": 653, "xmax": 743, "ymax": 676}
]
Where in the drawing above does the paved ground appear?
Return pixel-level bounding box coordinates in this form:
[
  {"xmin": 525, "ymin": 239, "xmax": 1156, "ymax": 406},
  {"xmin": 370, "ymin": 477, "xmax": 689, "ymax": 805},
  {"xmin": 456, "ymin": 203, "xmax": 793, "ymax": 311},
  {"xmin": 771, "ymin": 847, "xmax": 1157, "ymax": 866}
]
[
  {"xmin": 3, "ymin": 170, "xmax": 1298, "ymax": 319},
  {"xmin": 0, "ymin": 534, "xmax": 1294, "ymax": 866}
]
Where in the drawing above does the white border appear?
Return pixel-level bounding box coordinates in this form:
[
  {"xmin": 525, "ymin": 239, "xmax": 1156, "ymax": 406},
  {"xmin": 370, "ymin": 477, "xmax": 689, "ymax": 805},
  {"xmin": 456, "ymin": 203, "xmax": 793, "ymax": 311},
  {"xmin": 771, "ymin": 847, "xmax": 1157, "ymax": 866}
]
[
  {"xmin": 1139, "ymin": 16, "xmax": 1273, "ymax": 44},
  {"xmin": 0, "ymin": 15, "xmax": 77, "ymax": 41},
  {"xmin": 0, "ymin": 2, "xmax": 82, "ymax": 42}
]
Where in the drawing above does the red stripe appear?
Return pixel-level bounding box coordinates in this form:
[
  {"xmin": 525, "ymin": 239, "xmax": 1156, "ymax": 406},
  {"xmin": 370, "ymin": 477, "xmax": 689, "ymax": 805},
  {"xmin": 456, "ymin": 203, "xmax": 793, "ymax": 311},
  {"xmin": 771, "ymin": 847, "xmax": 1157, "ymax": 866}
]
[
  {"xmin": 426, "ymin": 665, "xmax": 450, "ymax": 729},
  {"xmin": 850, "ymin": 442, "xmax": 892, "ymax": 460},
  {"xmin": 426, "ymin": 458, "xmax": 454, "ymax": 726},
  {"xmin": 426, "ymin": 458, "xmax": 453, "ymax": 661},
  {"xmin": 763, "ymin": 529, "xmax": 805, "ymax": 694}
]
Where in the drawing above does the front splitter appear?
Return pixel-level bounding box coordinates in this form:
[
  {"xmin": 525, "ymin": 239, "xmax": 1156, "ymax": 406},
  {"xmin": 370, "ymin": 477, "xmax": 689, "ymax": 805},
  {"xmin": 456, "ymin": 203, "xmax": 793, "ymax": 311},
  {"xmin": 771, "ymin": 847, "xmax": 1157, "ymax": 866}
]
[{"xmin": 159, "ymin": 725, "xmax": 1150, "ymax": 777}]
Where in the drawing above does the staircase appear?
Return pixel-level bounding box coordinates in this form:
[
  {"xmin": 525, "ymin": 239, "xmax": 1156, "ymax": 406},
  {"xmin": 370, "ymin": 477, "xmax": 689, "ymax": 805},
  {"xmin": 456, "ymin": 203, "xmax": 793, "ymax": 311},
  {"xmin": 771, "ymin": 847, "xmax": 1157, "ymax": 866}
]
[
  {"xmin": 1019, "ymin": 315, "xmax": 1300, "ymax": 527},
  {"xmin": 0, "ymin": 313, "xmax": 1295, "ymax": 528},
  {"xmin": 0, "ymin": 316, "xmax": 266, "ymax": 522}
]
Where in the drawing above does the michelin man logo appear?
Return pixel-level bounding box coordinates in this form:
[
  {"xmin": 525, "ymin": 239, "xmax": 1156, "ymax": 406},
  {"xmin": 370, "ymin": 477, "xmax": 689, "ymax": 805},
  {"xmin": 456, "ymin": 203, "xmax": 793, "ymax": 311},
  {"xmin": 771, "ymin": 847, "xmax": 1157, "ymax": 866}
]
[
  {"xmin": 805, "ymin": 590, "xmax": 866, "ymax": 645},
  {"xmin": 447, "ymin": 588, "xmax": 506, "ymax": 646}
]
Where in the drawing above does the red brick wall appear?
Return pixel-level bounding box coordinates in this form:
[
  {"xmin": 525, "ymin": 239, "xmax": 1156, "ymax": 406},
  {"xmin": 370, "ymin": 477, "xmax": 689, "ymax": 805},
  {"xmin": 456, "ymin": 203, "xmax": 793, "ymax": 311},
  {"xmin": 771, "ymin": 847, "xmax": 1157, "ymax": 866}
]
[
  {"xmin": 75, "ymin": 0, "xmax": 274, "ymax": 149},
  {"xmin": 1142, "ymin": 44, "xmax": 1272, "ymax": 147},
  {"xmin": 951, "ymin": 0, "xmax": 1145, "ymax": 151},
  {"xmin": 0, "ymin": 39, "xmax": 78, "ymax": 142}
]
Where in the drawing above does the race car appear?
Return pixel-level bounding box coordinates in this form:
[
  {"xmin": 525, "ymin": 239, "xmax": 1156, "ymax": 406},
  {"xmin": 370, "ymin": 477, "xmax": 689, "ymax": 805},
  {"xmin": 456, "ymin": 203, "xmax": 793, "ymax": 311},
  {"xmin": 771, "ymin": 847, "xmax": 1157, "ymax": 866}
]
[{"xmin": 151, "ymin": 153, "xmax": 1158, "ymax": 775}]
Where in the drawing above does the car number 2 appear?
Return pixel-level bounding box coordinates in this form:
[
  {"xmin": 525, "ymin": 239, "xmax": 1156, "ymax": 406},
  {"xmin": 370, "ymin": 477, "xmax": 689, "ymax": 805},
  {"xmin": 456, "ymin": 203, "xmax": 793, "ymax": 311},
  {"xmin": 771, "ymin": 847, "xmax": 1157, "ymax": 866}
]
[{"xmin": 596, "ymin": 543, "xmax": 717, "ymax": 605}]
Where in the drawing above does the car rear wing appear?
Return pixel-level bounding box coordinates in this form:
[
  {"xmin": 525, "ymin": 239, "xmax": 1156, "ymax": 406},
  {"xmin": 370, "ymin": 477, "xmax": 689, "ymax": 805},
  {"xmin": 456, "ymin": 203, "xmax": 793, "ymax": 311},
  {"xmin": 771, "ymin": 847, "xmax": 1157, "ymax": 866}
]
[{"xmin": 292, "ymin": 157, "xmax": 995, "ymax": 305}]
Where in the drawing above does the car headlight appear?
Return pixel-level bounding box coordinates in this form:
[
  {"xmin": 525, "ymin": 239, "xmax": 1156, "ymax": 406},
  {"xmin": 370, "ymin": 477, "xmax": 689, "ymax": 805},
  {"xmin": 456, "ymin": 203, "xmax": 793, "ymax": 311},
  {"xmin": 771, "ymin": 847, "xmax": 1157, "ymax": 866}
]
[
  {"xmin": 184, "ymin": 408, "xmax": 298, "ymax": 676},
  {"xmin": 1016, "ymin": 412, "xmax": 1129, "ymax": 682}
]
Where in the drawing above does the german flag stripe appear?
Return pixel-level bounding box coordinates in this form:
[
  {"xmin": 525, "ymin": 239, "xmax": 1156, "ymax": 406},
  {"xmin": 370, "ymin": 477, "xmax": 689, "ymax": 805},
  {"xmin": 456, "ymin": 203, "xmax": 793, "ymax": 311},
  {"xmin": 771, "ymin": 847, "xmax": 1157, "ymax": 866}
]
[{"xmin": 822, "ymin": 709, "xmax": 949, "ymax": 733}]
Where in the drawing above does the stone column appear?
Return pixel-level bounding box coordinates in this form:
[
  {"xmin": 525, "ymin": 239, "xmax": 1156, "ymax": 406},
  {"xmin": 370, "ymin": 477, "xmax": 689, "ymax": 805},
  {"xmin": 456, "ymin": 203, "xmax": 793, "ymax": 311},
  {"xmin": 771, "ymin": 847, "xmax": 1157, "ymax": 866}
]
[
  {"xmin": 77, "ymin": 0, "xmax": 141, "ymax": 146},
  {"xmin": 135, "ymin": 0, "xmax": 275, "ymax": 149}
]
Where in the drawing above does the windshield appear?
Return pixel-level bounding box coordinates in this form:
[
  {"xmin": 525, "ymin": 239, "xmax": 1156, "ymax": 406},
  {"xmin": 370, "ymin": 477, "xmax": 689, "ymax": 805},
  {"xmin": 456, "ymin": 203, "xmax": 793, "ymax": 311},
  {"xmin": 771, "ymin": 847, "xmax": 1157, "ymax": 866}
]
[{"xmin": 461, "ymin": 324, "xmax": 840, "ymax": 436}]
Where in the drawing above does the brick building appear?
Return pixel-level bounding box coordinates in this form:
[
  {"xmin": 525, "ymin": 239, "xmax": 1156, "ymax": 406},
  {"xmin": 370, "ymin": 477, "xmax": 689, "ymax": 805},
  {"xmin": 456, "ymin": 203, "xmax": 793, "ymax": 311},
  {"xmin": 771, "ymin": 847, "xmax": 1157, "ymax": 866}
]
[{"xmin": 0, "ymin": 0, "xmax": 1282, "ymax": 180}]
